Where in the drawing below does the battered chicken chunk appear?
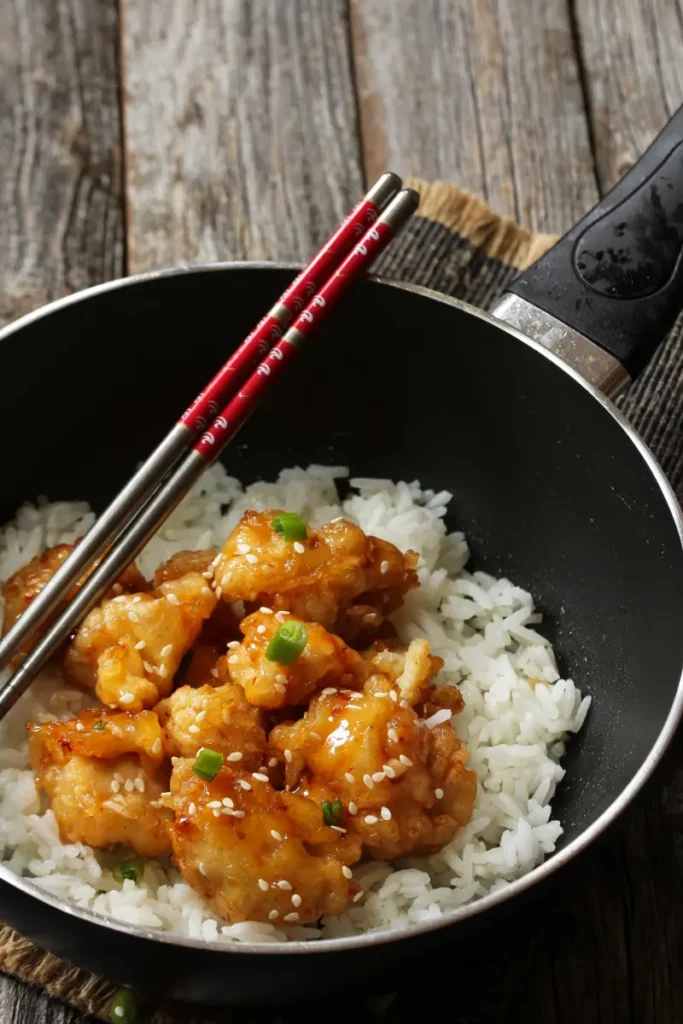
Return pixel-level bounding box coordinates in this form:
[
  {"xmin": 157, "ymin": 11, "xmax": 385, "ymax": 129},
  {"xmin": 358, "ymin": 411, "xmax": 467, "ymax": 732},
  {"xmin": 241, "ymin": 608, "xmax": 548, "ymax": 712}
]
[
  {"xmin": 269, "ymin": 684, "xmax": 475, "ymax": 861},
  {"xmin": 364, "ymin": 638, "xmax": 444, "ymax": 707},
  {"xmin": 213, "ymin": 511, "xmax": 417, "ymax": 633},
  {"xmin": 156, "ymin": 682, "xmax": 267, "ymax": 766},
  {"xmin": 63, "ymin": 573, "xmax": 216, "ymax": 711},
  {"xmin": 224, "ymin": 609, "xmax": 367, "ymax": 710},
  {"xmin": 154, "ymin": 549, "xmax": 241, "ymax": 647},
  {"xmin": 166, "ymin": 759, "xmax": 361, "ymax": 925},
  {"xmin": 1, "ymin": 543, "xmax": 147, "ymax": 652},
  {"xmin": 28, "ymin": 709, "xmax": 171, "ymax": 856}
]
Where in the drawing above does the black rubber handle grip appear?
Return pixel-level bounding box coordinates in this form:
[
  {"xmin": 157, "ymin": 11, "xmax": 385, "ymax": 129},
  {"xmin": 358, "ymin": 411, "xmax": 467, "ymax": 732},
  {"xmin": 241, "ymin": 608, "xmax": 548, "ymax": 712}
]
[{"xmin": 509, "ymin": 104, "xmax": 683, "ymax": 376}]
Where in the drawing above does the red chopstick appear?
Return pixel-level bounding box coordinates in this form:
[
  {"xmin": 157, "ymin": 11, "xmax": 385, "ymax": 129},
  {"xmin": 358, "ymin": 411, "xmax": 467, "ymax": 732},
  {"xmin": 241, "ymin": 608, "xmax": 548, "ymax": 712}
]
[
  {"xmin": 0, "ymin": 188, "xmax": 419, "ymax": 717},
  {"xmin": 0, "ymin": 172, "xmax": 402, "ymax": 672}
]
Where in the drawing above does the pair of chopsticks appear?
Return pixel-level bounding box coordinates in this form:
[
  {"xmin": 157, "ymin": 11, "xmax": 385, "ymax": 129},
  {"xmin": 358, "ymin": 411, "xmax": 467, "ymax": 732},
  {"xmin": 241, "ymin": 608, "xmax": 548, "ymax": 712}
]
[{"xmin": 0, "ymin": 173, "xmax": 419, "ymax": 718}]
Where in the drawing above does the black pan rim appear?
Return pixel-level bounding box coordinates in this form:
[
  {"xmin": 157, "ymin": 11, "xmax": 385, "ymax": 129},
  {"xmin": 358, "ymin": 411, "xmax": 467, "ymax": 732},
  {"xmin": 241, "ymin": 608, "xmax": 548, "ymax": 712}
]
[{"xmin": 0, "ymin": 260, "xmax": 681, "ymax": 956}]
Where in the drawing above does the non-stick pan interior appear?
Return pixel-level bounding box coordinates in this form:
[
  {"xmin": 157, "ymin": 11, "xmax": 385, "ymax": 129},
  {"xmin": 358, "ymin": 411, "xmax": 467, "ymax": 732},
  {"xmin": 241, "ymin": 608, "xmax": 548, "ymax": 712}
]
[{"xmin": 1, "ymin": 266, "xmax": 682, "ymax": 844}]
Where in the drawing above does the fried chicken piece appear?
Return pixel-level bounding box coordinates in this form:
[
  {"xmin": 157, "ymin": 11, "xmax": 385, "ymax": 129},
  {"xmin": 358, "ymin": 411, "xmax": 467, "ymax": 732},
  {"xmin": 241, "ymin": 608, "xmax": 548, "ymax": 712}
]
[
  {"xmin": 269, "ymin": 684, "xmax": 476, "ymax": 861},
  {"xmin": 63, "ymin": 573, "xmax": 216, "ymax": 711},
  {"xmin": 153, "ymin": 549, "xmax": 216, "ymax": 587},
  {"xmin": 166, "ymin": 759, "xmax": 361, "ymax": 925},
  {"xmin": 213, "ymin": 511, "xmax": 417, "ymax": 633},
  {"xmin": 153, "ymin": 549, "xmax": 241, "ymax": 648},
  {"xmin": 156, "ymin": 682, "xmax": 267, "ymax": 766},
  {"xmin": 28, "ymin": 709, "xmax": 171, "ymax": 856},
  {"xmin": 363, "ymin": 638, "xmax": 444, "ymax": 707},
  {"xmin": 1, "ymin": 543, "xmax": 147, "ymax": 653},
  {"xmin": 223, "ymin": 609, "xmax": 367, "ymax": 710}
]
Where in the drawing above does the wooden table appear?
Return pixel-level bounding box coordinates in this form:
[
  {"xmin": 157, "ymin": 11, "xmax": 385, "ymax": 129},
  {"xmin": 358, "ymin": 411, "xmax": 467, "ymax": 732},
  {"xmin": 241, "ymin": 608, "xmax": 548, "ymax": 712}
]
[{"xmin": 1, "ymin": 1, "xmax": 683, "ymax": 1021}]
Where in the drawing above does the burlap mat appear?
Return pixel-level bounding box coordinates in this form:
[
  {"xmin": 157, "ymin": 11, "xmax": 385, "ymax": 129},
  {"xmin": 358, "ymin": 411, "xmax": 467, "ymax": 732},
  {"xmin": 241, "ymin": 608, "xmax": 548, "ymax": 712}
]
[{"xmin": 2, "ymin": 177, "xmax": 682, "ymax": 1022}]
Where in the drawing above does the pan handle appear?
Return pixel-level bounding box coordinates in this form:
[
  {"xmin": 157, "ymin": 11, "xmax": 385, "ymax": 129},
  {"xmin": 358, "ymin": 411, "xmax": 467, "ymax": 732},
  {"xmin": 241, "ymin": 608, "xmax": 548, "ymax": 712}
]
[{"xmin": 492, "ymin": 104, "xmax": 683, "ymax": 396}]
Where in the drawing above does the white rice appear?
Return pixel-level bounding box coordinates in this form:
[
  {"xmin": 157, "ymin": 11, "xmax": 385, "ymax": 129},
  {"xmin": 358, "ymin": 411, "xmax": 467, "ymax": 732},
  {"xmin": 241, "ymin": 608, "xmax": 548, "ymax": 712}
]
[{"xmin": 0, "ymin": 464, "xmax": 590, "ymax": 944}]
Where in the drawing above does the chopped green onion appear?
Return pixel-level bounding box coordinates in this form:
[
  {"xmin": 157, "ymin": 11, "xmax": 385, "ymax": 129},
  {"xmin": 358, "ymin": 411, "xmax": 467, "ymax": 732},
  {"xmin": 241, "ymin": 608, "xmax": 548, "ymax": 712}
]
[
  {"xmin": 113, "ymin": 857, "xmax": 143, "ymax": 885},
  {"xmin": 272, "ymin": 512, "xmax": 308, "ymax": 542},
  {"xmin": 193, "ymin": 747, "xmax": 223, "ymax": 782},
  {"xmin": 265, "ymin": 620, "xmax": 308, "ymax": 665},
  {"xmin": 109, "ymin": 986, "xmax": 138, "ymax": 1024},
  {"xmin": 93, "ymin": 720, "xmax": 106, "ymax": 732},
  {"xmin": 322, "ymin": 799, "xmax": 344, "ymax": 827}
]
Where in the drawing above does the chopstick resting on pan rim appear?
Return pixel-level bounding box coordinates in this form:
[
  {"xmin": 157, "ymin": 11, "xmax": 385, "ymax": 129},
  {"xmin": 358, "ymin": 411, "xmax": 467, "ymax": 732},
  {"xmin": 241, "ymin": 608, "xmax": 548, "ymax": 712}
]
[
  {"xmin": 0, "ymin": 172, "xmax": 402, "ymax": 672},
  {"xmin": 0, "ymin": 188, "xmax": 420, "ymax": 718}
]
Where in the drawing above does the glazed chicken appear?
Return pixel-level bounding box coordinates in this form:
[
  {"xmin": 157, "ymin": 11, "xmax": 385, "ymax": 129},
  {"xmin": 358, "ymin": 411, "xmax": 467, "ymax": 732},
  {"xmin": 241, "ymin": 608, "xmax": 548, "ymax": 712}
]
[
  {"xmin": 1, "ymin": 543, "xmax": 147, "ymax": 653},
  {"xmin": 212, "ymin": 511, "xmax": 418, "ymax": 636},
  {"xmin": 63, "ymin": 573, "xmax": 216, "ymax": 712},
  {"xmin": 270, "ymin": 681, "xmax": 476, "ymax": 861},
  {"xmin": 28, "ymin": 709, "xmax": 172, "ymax": 856},
  {"xmin": 165, "ymin": 759, "xmax": 361, "ymax": 925},
  {"xmin": 224, "ymin": 609, "xmax": 367, "ymax": 710},
  {"xmin": 156, "ymin": 682, "xmax": 267, "ymax": 767}
]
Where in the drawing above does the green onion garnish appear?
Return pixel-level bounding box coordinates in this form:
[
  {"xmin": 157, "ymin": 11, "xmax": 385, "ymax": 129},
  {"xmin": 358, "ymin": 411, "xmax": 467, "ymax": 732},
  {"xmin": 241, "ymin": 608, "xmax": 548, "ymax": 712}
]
[
  {"xmin": 109, "ymin": 986, "xmax": 138, "ymax": 1024},
  {"xmin": 113, "ymin": 857, "xmax": 143, "ymax": 885},
  {"xmin": 322, "ymin": 799, "xmax": 344, "ymax": 827},
  {"xmin": 265, "ymin": 620, "xmax": 308, "ymax": 665},
  {"xmin": 192, "ymin": 747, "xmax": 223, "ymax": 782},
  {"xmin": 272, "ymin": 512, "xmax": 308, "ymax": 542},
  {"xmin": 93, "ymin": 720, "xmax": 106, "ymax": 732}
]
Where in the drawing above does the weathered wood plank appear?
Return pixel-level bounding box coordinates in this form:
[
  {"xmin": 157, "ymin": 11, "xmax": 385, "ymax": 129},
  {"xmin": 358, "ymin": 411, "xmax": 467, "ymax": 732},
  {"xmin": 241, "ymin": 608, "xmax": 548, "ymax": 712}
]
[
  {"xmin": 349, "ymin": 0, "xmax": 599, "ymax": 234},
  {"xmin": 121, "ymin": 0, "xmax": 364, "ymax": 272},
  {"xmin": 574, "ymin": 0, "xmax": 683, "ymax": 192},
  {"xmin": 0, "ymin": 0, "xmax": 124, "ymax": 326}
]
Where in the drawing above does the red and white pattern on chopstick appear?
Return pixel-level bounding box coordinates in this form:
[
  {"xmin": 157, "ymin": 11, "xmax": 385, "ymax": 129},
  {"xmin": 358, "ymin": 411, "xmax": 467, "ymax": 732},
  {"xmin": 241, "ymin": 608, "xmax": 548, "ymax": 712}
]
[
  {"xmin": 193, "ymin": 215, "xmax": 400, "ymax": 461},
  {"xmin": 180, "ymin": 195, "xmax": 386, "ymax": 435}
]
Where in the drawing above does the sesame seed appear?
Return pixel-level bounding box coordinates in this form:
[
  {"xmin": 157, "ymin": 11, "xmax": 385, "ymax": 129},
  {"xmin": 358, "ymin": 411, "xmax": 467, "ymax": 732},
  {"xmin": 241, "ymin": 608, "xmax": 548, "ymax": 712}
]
[
  {"xmin": 291, "ymin": 893, "xmax": 302, "ymax": 907},
  {"xmin": 353, "ymin": 891, "xmax": 363, "ymax": 903},
  {"xmin": 342, "ymin": 866, "xmax": 353, "ymax": 879},
  {"xmin": 388, "ymin": 728, "xmax": 399, "ymax": 743},
  {"xmin": 275, "ymin": 611, "xmax": 289, "ymax": 622},
  {"xmin": 380, "ymin": 806, "xmax": 392, "ymax": 820},
  {"xmin": 232, "ymin": 809, "xmax": 246, "ymax": 819},
  {"xmin": 258, "ymin": 878, "xmax": 269, "ymax": 891},
  {"xmin": 284, "ymin": 913, "xmax": 299, "ymax": 923},
  {"xmin": 239, "ymin": 779, "xmax": 252, "ymax": 791},
  {"xmin": 435, "ymin": 788, "xmax": 444, "ymax": 800},
  {"xmin": 160, "ymin": 789, "xmax": 170, "ymax": 796},
  {"xmin": 293, "ymin": 541, "xmax": 305, "ymax": 554},
  {"xmin": 363, "ymin": 613, "xmax": 376, "ymax": 624},
  {"xmin": 380, "ymin": 560, "xmax": 390, "ymax": 574},
  {"xmin": 271, "ymin": 830, "xmax": 283, "ymax": 842},
  {"xmin": 330, "ymin": 825, "xmax": 346, "ymax": 833},
  {"xmin": 227, "ymin": 752, "xmax": 243, "ymax": 762},
  {"xmin": 277, "ymin": 879, "xmax": 291, "ymax": 890},
  {"xmin": 124, "ymin": 779, "xmax": 135, "ymax": 792},
  {"xmin": 199, "ymin": 862, "xmax": 208, "ymax": 876},
  {"xmin": 143, "ymin": 661, "xmax": 154, "ymax": 674},
  {"xmin": 188, "ymin": 724, "xmax": 200, "ymax": 734},
  {"xmin": 134, "ymin": 778, "xmax": 145, "ymax": 792},
  {"xmin": 389, "ymin": 690, "xmax": 398, "ymax": 702},
  {"xmin": 363, "ymin": 774, "xmax": 374, "ymax": 789},
  {"xmin": 196, "ymin": 710, "xmax": 206, "ymax": 723},
  {"xmin": 161, "ymin": 644, "xmax": 172, "ymax": 658},
  {"xmin": 119, "ymin": 693, "xmax": 134, "ymax": 705},
  {"xmin": 222, "ymin": 797, "xmax": 234, "ymax": 808},
  {"xmin": 372, "ymin": 771, "xmax": 386, "ymax": 783},
  {"xmin": 202, "ymin": 587, "xmax": 213, "ymax": 598},
  {"xmin": 188, "ymin": 802, "xmax": 197, "ymax": 815},
  {"xmin": 274, "ymin": 683, "xmax": 286, "ymax": 694},
  {"xmin": 383, "ymin": 764, "xmax": 397, "ymax": 778},
  {"xmin": 110, "ymin": 780, "xmax": 120, "ymax": 793},
  {"xmin": 246, "ymin": 554, "xmax": 258, "ymax": 565},
  {"xmin": 252, "ymin": 773, "xmax": 269, "ymax": 782},
  {"xmin": 113, "ymin": 595, "xmax": 127, "ymax": 603},
  {"xmin": 202, "ymin": 570, "xmax": 213, "ymax": 579},
  {"xmin": 227, "ymin": 642, "xmax": 240, "ymax": 652},
  {"xmin": 221, "ymin": 576, "xmax": 231, "ymax": 589},
  {"xmin": 348, "ymin": 802, "xmax": 358, "ymax": 815},
  {"xmin": 76, "ymin": 722, "xmax": 84, "ymax": 732},
  {"xmin": 331, "ymin": 516, "xmax": 343, "ymax": 523},
  {"xmin": 166, "ymin": 593, "xmax": 180, "ymax": 606},
  {"xmin": 257, "ymin": 624, "xmax": 267, "ymax": 634},
  {"xmin": 284, "ymin": 749, "xmax": 292, "ymax": 763},
  {"xmin": 344, "ymin": 772, "xmax": 355, "ymax": 784},
  {"xmin": 212, "ymin": 809, "xmax": 221, "ymax": 817},
  {"xmin": 237, "ymin": 543, "xmax": 251, "ymax": 554},
  {"xmin": 211, "ymin": 554, "xmax": 222, "ymax": 568},
  {"xmin": 399, "ymin": 699, "xmax": 409, "ymax": 709},
  {"xmin": 260, "ymin": 606, "xmax": 273, "ymax": 614},
  {"xmin": 275, "ymin": 673, "xmax": 287, "ymax": 684},
  {"xmin": 269, "ymin": 910, "xmax": 279, "ymax": 920},
  {"xmin": 399, "ymin": 754, "xmax": 413, "ymax": 766},
  {"xmin": 228, "ymin": 654, "xmax": 239, "ymax": 664},
  {"xmin": 269, "ymin": 758, "xmax": 278, "ymax": 768},
  {"xmin": 210, "ymin": 668, "xmax": 219, "ymax": 679},
  {"xmin": 208, "ymin": 800, "xmax": 222, "ymax": 808},
  {"xmin": 158, "ymin": 664, "xmax": 168, "ymax": 678},
  {"xmin": 216, "ymin": 587, "xmax": 223, "ymax": 599},
  {"xmin": 364, "ymin": 815, "xmax": 378, "ymax": 825},
  {"xmin": 321, "ymin": 687, "xmax": 338, "ymax": 696},
  {"xmin": 113, "ymin": 1006, "xmax": 124, "ymax": 1018},
  {"xmin": 135, "ymin": 640, "xmax": 146, "ymax": 650}
]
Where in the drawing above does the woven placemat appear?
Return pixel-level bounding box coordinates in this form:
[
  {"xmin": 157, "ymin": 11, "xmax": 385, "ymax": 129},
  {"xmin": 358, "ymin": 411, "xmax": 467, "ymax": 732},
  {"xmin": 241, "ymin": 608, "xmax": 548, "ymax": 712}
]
[{"xmin": 2, "ymin": 177, "xmax": 682, "ymax": 1022}]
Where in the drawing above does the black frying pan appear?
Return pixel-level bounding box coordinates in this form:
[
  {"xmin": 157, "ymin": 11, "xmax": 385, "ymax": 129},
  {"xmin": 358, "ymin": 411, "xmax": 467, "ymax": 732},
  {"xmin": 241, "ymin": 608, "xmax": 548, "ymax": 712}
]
[{"xmin": 0, "ymin": 109, "xmax": 682, "ymax": 1008}]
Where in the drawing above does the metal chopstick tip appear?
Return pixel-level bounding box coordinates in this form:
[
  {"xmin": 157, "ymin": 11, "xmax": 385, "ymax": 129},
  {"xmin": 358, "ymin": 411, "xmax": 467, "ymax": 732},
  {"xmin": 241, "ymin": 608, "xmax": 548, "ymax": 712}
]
[
  {"xmin": 366, "ymin": 171, "xmax": 404, "ymax": 209},
  {"xmin": 377, "ymin": 188, "xmax": 420, "ymax": 230}
]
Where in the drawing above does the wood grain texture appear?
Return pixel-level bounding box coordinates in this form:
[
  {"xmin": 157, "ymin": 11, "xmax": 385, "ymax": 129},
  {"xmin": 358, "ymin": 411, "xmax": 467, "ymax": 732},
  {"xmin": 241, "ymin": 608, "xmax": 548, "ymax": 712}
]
[
  {"xmin": 121, "ymin": 0, "xmax": 364, "ymax": 272},
  {"xmin": 350, "ymin": 0, "xmax": 599, "ymax": 233},
  {"xmin": 574, "ymin": 0, "xmax": 683, "ymax": 191},
  {"xmin": 0, "ymin": 0, "xmax": 123, "ymax": 326}
]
